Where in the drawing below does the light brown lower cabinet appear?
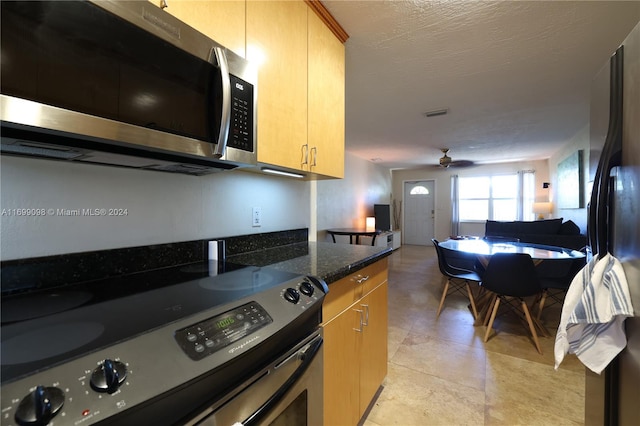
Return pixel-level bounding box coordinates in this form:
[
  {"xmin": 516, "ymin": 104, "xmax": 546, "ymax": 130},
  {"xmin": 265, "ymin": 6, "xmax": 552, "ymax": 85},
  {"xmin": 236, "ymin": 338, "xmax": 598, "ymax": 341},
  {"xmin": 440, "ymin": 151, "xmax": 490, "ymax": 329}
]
[{"xmin": 321, "ymin": 259, "xmax": 388, "ymax": 426}]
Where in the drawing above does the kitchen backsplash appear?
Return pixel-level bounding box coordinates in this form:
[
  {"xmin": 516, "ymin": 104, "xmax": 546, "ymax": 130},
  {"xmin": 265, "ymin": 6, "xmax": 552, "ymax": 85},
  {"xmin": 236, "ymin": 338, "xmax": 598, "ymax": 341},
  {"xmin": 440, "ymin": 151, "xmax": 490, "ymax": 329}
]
[{"xmin": 0, "ymin": 229, "xmax": 308, "ymax": 295}]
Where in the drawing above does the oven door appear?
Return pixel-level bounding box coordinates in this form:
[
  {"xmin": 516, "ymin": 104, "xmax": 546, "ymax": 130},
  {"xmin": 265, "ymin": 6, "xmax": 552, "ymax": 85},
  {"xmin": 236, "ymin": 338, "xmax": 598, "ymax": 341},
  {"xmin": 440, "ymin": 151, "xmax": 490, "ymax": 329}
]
[{"xmin": 186, "ymin": 330, "xmax": 323, "ymax": 426}]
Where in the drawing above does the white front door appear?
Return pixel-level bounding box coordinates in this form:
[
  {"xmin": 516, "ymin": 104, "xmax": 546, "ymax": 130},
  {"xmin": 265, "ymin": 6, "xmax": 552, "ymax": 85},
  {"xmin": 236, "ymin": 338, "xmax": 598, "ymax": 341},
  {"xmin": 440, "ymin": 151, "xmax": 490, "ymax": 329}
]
[{"xmin": 403, "ymin": 181, "xmax": 435, "ymax": 245}]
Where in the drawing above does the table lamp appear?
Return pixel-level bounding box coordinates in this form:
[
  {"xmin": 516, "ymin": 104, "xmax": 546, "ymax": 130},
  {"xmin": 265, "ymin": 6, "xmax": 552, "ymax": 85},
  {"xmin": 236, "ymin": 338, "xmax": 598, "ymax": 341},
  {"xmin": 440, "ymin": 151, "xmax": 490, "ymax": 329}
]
[
  {"xmin": 365, "ymin": 217, "xmax": 376, "ymax": 231},
  {"xmin": 532, "ymin": 202, "xmax": 552, "ymax": 220}
]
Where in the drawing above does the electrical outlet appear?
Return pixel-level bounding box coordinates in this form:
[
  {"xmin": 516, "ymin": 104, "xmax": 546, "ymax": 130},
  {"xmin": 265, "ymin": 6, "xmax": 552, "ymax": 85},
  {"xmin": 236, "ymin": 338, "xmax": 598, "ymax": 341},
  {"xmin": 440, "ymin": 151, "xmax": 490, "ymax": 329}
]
[{"xmin": 252, "ymin": 207, "xmax": 261, "ymax": 227}]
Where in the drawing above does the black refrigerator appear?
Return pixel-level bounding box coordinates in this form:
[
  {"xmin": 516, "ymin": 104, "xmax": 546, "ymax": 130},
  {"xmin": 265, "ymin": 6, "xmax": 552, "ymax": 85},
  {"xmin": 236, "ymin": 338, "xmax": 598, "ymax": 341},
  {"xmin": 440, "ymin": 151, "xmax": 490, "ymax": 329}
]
[{"xmin": 586, "ymin": 21, "xmax": 640, "ymax": 426}]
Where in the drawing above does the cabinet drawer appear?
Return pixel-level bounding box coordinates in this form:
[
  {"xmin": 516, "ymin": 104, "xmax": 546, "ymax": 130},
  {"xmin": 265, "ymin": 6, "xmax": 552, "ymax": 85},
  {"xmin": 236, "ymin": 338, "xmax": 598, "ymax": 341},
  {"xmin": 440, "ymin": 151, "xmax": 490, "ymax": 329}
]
[{"xmin": 322, "ymin": 258, "xmax": 388, "ymax": 323}]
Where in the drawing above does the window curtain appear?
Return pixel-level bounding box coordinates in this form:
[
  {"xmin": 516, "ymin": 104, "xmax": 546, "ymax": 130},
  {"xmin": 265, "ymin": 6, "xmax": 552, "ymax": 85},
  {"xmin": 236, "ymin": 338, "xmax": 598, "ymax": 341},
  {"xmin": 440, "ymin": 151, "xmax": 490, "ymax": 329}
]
[
  {"xmin": 451, "ymin": 174, "xmax": 459, "ymax": 237},
  {"xmin": 518, "ymin": 170, "xmax": 536, "ymax": 221}
]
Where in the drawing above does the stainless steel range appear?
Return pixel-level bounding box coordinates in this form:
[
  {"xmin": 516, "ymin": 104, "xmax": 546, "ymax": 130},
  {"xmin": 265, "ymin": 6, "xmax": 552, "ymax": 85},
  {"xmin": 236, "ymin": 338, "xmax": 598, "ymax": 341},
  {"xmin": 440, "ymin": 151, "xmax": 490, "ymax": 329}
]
[{"xmin": 1, "ymin": 261, "xmax": 327, "ymax": 425}]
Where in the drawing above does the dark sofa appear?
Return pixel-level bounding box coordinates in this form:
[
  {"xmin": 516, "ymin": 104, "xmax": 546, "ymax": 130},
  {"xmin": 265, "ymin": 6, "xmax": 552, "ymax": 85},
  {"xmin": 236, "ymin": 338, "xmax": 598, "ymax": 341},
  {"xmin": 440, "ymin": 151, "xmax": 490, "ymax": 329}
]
[
  {"xmin": 484, "ymin": 218, "xmax": 588, "ymax": 284},
  {"xmin": 444, "ymin": 218, "xmax": 587, "ymax": 279},
  {"xmin": 484, "ymin": 218, "xmax": 587, "ymax": 251}
]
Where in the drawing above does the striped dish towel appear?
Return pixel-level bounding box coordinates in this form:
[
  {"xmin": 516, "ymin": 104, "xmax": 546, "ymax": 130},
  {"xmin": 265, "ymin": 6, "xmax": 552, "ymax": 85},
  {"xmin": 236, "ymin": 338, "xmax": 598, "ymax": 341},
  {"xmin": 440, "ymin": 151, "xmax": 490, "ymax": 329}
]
[{"xmin": 554, "ymin": 253, "xmax": 634, "ymax": 374}]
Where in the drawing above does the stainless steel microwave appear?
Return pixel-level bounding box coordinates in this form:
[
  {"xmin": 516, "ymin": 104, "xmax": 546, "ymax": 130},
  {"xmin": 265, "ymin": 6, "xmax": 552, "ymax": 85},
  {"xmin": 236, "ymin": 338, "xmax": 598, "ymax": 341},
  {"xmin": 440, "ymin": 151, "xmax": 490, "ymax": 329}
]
[{"xmin": 0, "ymin": 0, "xmax": 257, "ymax": 175}]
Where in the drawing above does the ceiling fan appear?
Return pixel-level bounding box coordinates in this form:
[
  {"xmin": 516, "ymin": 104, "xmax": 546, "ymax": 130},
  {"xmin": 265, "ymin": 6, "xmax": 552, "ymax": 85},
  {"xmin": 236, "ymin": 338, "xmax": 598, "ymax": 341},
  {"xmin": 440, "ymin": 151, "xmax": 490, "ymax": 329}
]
[{"xmin": 435, "ymin": 148, "xmax": 475, "ymax": 168}]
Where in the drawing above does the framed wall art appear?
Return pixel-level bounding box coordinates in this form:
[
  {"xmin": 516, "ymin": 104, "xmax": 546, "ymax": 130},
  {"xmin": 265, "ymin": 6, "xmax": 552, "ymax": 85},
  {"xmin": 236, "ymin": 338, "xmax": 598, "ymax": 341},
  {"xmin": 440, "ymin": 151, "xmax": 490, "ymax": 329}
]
[{"xmin": 557, "ymin": 150, "xmax": 584, "ymax": 209}]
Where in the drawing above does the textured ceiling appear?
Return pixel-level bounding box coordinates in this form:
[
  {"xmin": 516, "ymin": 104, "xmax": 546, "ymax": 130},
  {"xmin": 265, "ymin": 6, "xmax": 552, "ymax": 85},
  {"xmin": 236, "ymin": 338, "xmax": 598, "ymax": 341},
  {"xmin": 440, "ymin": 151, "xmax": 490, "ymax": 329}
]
[{"xmin": 323, "ymin": 0, "xmax": 640, "ymax": 169}]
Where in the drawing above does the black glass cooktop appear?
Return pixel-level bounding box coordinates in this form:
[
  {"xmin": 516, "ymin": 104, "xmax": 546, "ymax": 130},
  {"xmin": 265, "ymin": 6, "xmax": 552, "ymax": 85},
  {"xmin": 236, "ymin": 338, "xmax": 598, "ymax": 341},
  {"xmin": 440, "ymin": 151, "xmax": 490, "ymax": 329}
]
[{"xmin": 1, "ymin": 261, "xmax": 303, "ymax": 383}]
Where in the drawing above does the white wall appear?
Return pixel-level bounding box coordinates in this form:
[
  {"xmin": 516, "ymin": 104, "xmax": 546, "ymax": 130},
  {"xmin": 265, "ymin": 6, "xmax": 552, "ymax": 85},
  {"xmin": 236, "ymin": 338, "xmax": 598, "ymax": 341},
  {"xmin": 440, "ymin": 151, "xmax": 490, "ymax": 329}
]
[
  {"xmin": 0, "ymin": 152, "xmax": 393, "ymax": 260},
  {"xmin": 315, "ymin": 152, "xmax": 391, "ymax": 243},
  {"xmin": 0, "ymin": 156, "xmax": 310, "ymax": 260},
  {"xmin": 391, "ymin": 160, "xmax": 550, "ymax": 242},
  {"xmin": 549, "ymin": 125, "xmax": 590, "ymax": 234}
]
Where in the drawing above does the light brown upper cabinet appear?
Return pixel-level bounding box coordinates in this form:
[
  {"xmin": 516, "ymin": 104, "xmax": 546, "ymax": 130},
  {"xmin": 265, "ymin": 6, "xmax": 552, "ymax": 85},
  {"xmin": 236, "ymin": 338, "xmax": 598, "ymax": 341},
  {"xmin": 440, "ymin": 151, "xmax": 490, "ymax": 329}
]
[
  {"xmin": 247, "ymin": 0, "xmax": 309, "ymax": 173},
  {"xmin": 151, "ymin": 0, "xmax": 246, "ymax": 57},
  {"xmin": 307, "ymin": 9, "xmax": 345, "ymax": 179},
  {"xmin": 248, "ymin": 0, "xmax": 345, "ymax": 179}
]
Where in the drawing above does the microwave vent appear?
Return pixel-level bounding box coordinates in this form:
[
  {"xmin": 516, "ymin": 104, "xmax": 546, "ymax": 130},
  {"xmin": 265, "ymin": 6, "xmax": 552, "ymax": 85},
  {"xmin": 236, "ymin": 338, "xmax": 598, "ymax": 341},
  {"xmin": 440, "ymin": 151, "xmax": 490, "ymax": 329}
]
[
  {"xmin": 146, "ymin": 163, "xmax": 221, "ymax": 175},
  {"xmin": 79, "ymin": 151, "xmax": 173, "ymax": 168},
  {"xmin": 1, "ymin": 141, "xmax": 84, "ymax": 160}
]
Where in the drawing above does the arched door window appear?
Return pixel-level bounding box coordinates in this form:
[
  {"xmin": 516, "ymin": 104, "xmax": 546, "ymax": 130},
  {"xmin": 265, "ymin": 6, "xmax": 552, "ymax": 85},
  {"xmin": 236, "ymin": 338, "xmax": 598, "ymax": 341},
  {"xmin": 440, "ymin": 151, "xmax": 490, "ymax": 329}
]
[{"xmin": 409, "ymin": 185, "xmax": 430, "ymax": 195}]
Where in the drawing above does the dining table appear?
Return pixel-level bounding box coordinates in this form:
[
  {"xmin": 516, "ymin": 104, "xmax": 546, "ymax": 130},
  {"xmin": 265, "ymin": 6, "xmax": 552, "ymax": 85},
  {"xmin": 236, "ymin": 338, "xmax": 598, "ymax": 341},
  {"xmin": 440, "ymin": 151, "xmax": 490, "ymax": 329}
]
[
  {"xmin": 326, "ymin": 228, "xmax": 381, "ymax": 246},
  {"xmin": 438, "ymin": 238, "xmax": 586, "ymax": 331},
  {"xmin": 438, "ymin": 238, "xmax": 586, "ymax": 267}
]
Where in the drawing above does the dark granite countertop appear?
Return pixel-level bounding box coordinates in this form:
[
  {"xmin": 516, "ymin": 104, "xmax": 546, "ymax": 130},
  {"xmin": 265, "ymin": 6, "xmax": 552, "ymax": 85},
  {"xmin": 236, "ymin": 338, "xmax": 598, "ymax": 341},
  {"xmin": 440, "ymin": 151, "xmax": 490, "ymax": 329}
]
[
  {"xmin": 1, "ymin": 230, "xmax": 392, "ymax": 295},
  {"xmin": 227, "ymin": 242, "xmax": 393, "ymax": 284}
]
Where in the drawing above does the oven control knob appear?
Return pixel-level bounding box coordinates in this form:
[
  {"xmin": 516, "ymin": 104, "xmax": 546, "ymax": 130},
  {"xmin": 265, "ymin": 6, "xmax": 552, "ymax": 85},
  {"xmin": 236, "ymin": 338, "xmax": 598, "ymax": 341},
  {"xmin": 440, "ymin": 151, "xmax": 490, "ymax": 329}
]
[
  {"xmin": 299, "ymin": 281, "xmax": 315, "ymax": 297},
  {"xmin": 90, "ymin": 359, "xmax": 127, "ymax": 394},
  {"xmin": 284, "ymin": 288, "xmax": 300, "ymax": 304},
  {"xmin": 15, "ymin": 385, "xmax": 64, "ymax": 426}
]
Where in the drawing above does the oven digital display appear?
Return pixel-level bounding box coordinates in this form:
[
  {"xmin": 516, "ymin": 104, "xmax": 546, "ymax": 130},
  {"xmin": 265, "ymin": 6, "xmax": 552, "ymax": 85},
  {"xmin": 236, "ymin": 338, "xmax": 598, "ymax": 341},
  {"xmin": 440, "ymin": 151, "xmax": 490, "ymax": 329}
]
[
  {"xmin": 174, "ymin": 301, "xmax": 273, "ymax": 360},
  {"xmin": 215, "ymin": 316, "xmax": 235, "ymax": 329}
]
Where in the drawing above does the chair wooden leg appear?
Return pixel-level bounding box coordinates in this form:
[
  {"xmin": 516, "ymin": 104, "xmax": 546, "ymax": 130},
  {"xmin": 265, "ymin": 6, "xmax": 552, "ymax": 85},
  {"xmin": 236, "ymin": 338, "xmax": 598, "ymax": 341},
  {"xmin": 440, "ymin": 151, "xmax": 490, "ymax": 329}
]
[
  {"xmin": 536, "ymin": 290, "xmax": 548, "ymax": 320},
  {"xmin": 522, "ymin": 300, "xmax": 543, "ymax": 354},
  {"xmin": 482, "ymin": 293, "xmax": 497, "ymax": 326},
  {"xmin": 465, "ymin": 283, "xmax": 478, "ymax": 319},
  {"xmin": 436, "ymin": 279, "xmax": 450, "ymax": 318},
  {"xmin": 484, "ymin": 297, "xmax": 501, "ymax": 342},
  {"xmin": 473, "ymin": 289, "xmax": 491, "ymax": 326}
]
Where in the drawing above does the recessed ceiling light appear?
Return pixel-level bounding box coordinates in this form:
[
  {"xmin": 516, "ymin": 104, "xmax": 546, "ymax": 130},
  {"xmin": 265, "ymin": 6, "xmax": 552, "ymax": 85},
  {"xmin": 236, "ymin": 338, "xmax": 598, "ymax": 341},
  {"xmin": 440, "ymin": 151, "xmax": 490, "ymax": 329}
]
[{"xmin": 423, "ymin": 108, "xmax": 449, "ymax": 118}]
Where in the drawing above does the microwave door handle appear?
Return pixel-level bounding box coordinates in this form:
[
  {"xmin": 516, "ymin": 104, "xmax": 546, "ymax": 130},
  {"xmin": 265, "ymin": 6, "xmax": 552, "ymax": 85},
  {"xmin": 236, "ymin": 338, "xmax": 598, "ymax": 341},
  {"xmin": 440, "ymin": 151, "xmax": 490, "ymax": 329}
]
[{"xmin": 210, "ymin": 47, "xmax": 231, "ymax": 158}]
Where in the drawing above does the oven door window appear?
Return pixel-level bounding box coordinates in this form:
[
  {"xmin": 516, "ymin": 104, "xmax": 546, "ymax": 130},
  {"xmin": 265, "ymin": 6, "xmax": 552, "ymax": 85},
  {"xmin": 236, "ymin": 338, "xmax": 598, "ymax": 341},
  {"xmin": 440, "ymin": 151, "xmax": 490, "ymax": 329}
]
[
  {"xmin": 1, "ymin": 1, "xmax": 221, "ymax": 144},
  {"xmin": 268, "ymin": 390, "xmax": 307, "ymax": 426}
]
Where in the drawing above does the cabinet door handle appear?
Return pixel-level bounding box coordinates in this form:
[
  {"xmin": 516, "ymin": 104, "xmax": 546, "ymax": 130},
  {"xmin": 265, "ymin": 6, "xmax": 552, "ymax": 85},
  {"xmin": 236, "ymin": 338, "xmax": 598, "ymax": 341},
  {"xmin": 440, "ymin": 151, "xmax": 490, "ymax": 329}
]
[
  {"xmin": 310, "ymin": 146, "xmax": 317, "ymax": 167},
  {"xmin": 353, "ymin": 309, "xmax": 364, "ymax": 332},
  {"xmin": 356, "ymin": 275, "xmax": 370, "ymax": 284},
  {"xmin": 361, "ymin": 304, "xmax": 369, "ymax": 326},
  {"xmin": 301, "ymin": 144, "xmax": 309, "ymax": 166}
]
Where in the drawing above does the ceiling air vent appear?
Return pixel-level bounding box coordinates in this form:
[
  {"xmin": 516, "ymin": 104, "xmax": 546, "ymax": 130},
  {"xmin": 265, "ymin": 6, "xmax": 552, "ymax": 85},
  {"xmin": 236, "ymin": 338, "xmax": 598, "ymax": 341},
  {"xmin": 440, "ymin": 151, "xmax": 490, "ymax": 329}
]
[{"xmin": 423, "ymin": 108, "xmax": 448, "ymax": 118}]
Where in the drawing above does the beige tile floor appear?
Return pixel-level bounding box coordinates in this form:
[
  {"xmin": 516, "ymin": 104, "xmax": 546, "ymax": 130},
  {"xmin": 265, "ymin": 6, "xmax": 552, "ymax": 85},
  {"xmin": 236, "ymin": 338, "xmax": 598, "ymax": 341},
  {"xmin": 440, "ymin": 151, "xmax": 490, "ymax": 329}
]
[{"xmin": 361, "ymin": 244, "xmax": 586, "ymax": 426}]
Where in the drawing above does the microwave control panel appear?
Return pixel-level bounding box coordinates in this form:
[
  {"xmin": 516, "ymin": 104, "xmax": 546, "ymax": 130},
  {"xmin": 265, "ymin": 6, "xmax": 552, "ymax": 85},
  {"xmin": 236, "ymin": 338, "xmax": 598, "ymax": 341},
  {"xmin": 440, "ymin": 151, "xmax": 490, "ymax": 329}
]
[{"xmin": 229, "ymin": 75, "xmax": 254, "ymax": 153}]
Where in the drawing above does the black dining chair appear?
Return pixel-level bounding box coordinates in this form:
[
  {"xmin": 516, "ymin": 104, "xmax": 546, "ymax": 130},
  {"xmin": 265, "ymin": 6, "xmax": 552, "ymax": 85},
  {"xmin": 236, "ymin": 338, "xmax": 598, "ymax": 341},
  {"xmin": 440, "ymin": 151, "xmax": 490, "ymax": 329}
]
[
  {"xmin": 432, "ymin": 239, "xmax": 481, "ymax": 319},
  {"xmin": 481, "ymin": 252, "xmax": 544, "ymax": 354},
  {"xmin": 536, "ymin": 256, "xmax": 586, "ymax": 320}
]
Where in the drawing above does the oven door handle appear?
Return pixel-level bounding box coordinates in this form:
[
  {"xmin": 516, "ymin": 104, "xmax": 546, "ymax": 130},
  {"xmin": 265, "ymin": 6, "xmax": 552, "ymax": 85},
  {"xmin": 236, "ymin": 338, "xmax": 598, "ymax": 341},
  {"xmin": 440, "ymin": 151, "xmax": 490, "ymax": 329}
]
[{"xmin": 240, "ymin": 335, "xmax": 323, "ymax": 426}]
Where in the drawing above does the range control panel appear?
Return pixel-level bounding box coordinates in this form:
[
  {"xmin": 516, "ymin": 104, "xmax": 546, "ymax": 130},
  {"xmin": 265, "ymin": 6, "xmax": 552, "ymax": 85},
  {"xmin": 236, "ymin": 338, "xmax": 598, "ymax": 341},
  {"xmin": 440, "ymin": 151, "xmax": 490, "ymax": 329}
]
[
  {"xmin": 0, "ymin": 274, "xmax": 328, "ymax": 426},
  {"xmin": 175, "ymin": 301, "xmax": 272, "ymax": 360}
]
